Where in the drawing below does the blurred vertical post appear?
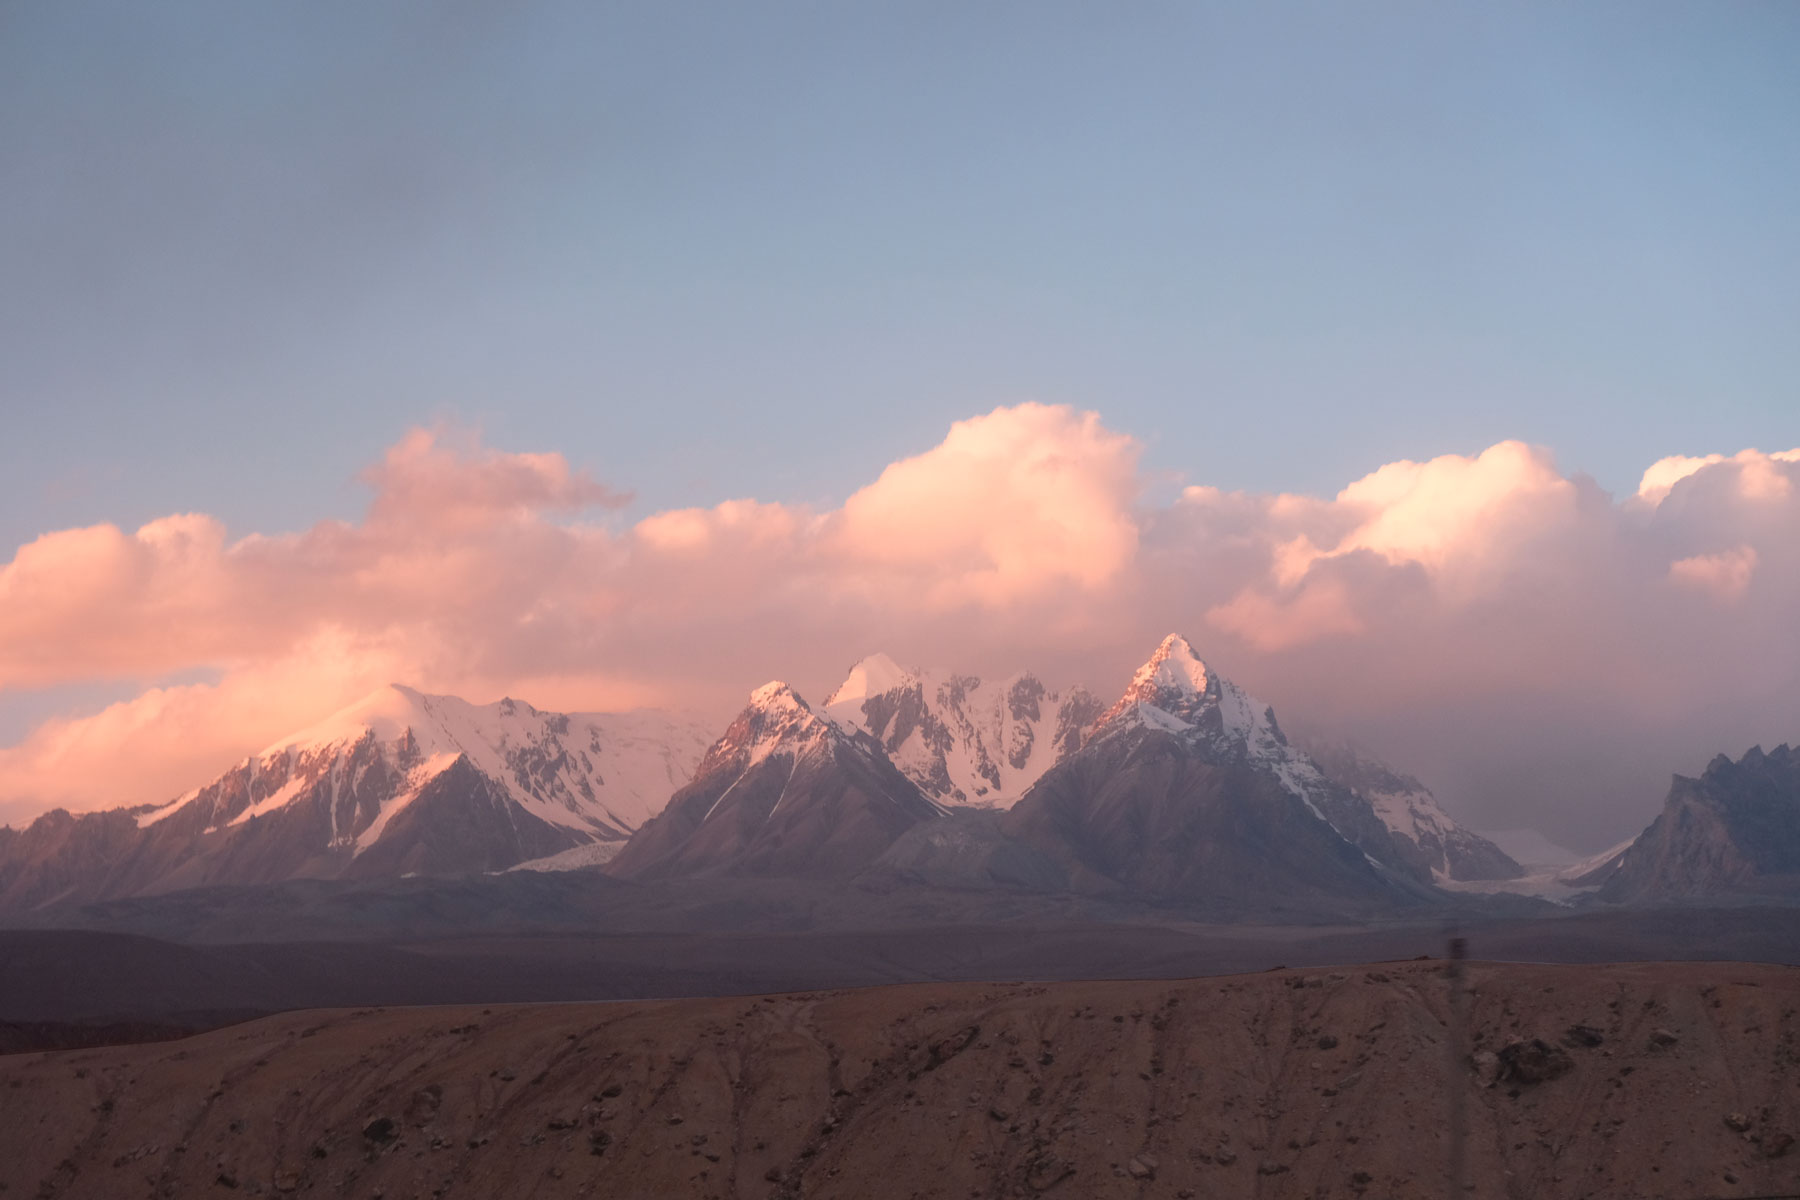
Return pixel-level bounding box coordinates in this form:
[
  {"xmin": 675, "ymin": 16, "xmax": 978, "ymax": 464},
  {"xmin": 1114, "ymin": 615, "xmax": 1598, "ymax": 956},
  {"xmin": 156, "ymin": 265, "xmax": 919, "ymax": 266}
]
[{"xmin": 1446, "ymin": 932, "xmax": 1468, "ymax": 1198}]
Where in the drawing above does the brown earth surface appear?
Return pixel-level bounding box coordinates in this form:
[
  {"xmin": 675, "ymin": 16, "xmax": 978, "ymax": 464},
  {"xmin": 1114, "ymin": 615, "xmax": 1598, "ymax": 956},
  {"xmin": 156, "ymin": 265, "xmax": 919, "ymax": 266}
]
[{"xmin": 3, "ymin": 960, "xmax": 1798, "ymax": 1200}]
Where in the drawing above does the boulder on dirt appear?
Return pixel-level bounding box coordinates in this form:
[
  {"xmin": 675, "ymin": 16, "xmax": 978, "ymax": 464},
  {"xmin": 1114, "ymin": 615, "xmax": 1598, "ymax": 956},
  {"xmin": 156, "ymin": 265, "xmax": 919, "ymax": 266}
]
[{"xmin": 1496, "ymin": 1038, "xmax": 1574, "ymax": 1084}]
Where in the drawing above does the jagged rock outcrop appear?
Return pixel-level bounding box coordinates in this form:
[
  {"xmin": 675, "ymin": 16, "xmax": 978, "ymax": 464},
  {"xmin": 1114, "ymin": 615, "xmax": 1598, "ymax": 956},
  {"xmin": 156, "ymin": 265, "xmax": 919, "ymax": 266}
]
[
  {"xmin": 1598, "ymin": 743, "xmax": 1800, "ymax": 902},
  {"xmin": 823, "ymin": 654, "xmax": 1102, "ymax": 808}
]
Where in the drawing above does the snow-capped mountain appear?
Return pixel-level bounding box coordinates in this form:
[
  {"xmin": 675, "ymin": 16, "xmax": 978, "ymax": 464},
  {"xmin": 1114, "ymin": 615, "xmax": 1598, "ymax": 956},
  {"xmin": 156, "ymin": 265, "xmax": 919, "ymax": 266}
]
[
  {"xmin": 823, "ymin": 654, "xmax": 1103, "ymax": 808},
  {"xmin": 999, "ymin": 635, "xmax": 1431, "ymax": 907},
  {"xmin": 138, "ymin": 685, "xmax": 710, "ymax": 847},
  {"xmin": 1595, "ymin": 743, "xmax": 1800, "ymax": 903},
  {"xmin": 0, "ymin": 687, "xmax": 711, "ymax": 912},
  {"xmin": 609, "ymin": 682, "xmax": 943, "ymax": 881},
  {"xmin": 1302, "ymin": 741, "xmax": 1523, "ymax": 882}
]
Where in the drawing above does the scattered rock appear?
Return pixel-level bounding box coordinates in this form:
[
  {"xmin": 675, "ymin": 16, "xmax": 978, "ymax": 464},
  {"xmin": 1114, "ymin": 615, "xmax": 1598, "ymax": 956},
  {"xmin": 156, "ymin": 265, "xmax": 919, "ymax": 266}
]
[
  {"xmin": 1648, "ymin": 1028, "xmax": 1680, "ymax": 1049},
  {"xmin": 1765, "ymin": 1132, "xmax": 1795, "ymax": 1159},
  {"xmin": 1317, "ymin": 1035, "xmax": 1339, "ymax": 1051},
  {"xmin": 1496, "ymin": 1039, "xmax": 1574, "ymax": 1084},
  {"xmin": 361, "ymin": 1118, "xmax": 397, "ymax": 1145},
  {"xmin": 926, "ymin": 1026, "xmax": 981, "ymax": 1070},
  {"xmin": 1257, "ymin": 1160, "xmax": 1289, "ymax": 1176},
  {"xmin": 1562, "ymin": 1024, "xmax": 1605, "ymax": 1048},
  {"xmin": 1126, "ymin": 1152, "xmax": 1157, "ymax": 1180},
  {"xmin": 1025, "ymin": 1156, "xmax": 1074, "ymax": 1191},
  {"xmin": 405, "ymin": 1084, "xmax": 443, "ymax": 1127},
  {"xmin": 1725, "ymin": 1112, "xmax": 1753, "ymax": 1133}
]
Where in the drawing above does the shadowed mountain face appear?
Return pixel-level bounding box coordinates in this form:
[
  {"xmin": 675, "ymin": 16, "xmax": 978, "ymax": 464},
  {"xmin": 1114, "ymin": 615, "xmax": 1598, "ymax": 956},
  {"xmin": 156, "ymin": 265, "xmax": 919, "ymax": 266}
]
[
  {"xmin": 608, "ymin": 684, "xmax": 942, "ymax": 881},
  {"xmin": 987, "ymin": 636, "xmax": 1425, "ymax": 909},
  {"xmin": 1600, "ymin": 743, "xmax": 1800, "ymax": 902},
  {"xmin": 997, "ymin": 726, "xmax": 1414, "ymax": 908},
  {"xmin": 1003, "ymin": 729, "xmax": 1409, "ymax": 907}
]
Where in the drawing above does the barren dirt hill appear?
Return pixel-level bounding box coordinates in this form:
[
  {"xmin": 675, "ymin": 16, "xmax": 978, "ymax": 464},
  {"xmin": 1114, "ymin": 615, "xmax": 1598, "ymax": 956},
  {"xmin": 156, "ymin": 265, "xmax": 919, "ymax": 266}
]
[{"xmin": 3, "ymin": 961, "xmax": 1797, "ymax": 1200}]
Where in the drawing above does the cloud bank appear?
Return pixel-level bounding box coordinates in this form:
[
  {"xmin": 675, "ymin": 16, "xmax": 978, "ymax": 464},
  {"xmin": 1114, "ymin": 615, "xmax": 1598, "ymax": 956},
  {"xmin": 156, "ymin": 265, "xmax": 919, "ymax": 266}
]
[{"xmin": 3, "ymin": 406, "xmax": 1796, "ymax": 850}]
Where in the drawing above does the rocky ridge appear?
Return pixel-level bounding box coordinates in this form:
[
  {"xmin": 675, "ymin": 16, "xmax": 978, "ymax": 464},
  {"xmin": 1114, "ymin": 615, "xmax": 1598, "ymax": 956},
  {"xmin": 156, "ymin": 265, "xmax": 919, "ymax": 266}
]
[
  {"xmin": 823, "ymin": 654, "xmax": 1102, "ymax": 808},
  {"xmin": 1598, "ymin": 743, "xmax": 1800, "ymax": 902},
  {"xmin": 608, "ymin": 683, "xmax": 943, "ymax": 880}
]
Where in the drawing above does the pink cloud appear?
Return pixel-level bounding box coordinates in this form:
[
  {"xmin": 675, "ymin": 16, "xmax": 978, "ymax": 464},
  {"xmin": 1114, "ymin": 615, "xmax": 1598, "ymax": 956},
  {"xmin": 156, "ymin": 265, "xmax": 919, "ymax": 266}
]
[
  {"xmin": 1667, "ymin": 545, "xmax": 1758, "ymax": 603},
  {"xmin": 2, "ymin": 412, "xmax": 1797, "ymax": 852},
  {"xmin": 829, "ymin": 404, "xmax": 1142, "ymax": 607},
  {"xmin": 363, "ymin": 426, "xmax": 631, "ymax": 532}
]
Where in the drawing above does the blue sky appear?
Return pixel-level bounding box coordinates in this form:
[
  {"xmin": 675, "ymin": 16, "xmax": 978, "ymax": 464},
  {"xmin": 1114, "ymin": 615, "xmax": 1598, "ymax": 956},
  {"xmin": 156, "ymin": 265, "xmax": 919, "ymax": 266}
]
[
  {"xmin": 3, "ymin": 3, "xmax": 1799, "ymax": 844},
  {"xmin": 4, "ymin": 1, "xmax": 1796, "ymax": 548}
]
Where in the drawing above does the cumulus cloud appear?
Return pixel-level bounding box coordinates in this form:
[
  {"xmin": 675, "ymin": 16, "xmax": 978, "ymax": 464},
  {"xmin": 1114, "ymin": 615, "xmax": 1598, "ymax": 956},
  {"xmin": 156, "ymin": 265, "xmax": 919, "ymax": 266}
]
[
  {"xmin": 363, "ymin": 426, "xmax": 632, "ymax": 530},
  {"xmin": 1, "ymin": 409, "xmax": 1797, "ymax": 851},
  {"xmin": 1637, "ymin": 448, "xmax": 1800, "ymax": 505},
  {"xmin": 829, "ymin": 404, "xmax": 1141, "ymax": 607}
]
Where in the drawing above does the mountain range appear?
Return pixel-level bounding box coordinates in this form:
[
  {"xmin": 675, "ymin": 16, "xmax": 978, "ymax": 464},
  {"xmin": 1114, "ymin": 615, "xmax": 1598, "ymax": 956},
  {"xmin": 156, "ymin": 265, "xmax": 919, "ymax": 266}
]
[
  {"xmin": 0, "ymin": 688, "xmax": 710, "ymax": 913},
  {"xmin": 2, "ymin": 635, "xmax": 1793, "ymax": 920}
]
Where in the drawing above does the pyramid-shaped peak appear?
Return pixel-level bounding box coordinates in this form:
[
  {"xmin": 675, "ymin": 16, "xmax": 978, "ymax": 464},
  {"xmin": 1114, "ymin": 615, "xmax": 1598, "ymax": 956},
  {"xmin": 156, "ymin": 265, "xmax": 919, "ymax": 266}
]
[
  {"xmin": 1132, "ymin": 634, "xmax": 1212, "ymax": 695},
  {"xmin": 1093, "ymin": 634, "xmax": 1224, "ymax": 734},
  {"xmin": 748, "ymin": 680, "xmax": 814, "ymax": 714},
  {"xmin": 824, "ymin": 653, "xmax": 915, "ymax": 709}
]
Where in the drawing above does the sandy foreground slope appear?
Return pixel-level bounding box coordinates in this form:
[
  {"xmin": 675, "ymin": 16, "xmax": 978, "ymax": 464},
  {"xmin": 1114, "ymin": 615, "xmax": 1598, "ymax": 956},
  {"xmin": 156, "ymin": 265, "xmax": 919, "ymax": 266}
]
[{"xmin": 2, "ymin": 961, "xmax": 1797, "ymax": 1200}]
